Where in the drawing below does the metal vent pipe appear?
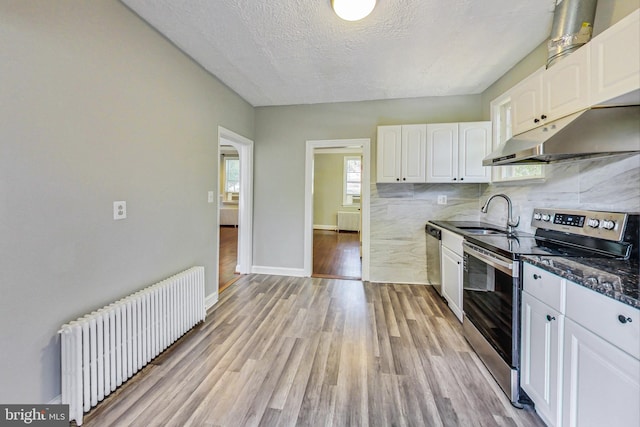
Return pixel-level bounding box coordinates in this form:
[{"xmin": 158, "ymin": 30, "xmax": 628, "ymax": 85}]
[{"xmin": 547, "ymin": 0, "xmax": 598, "ymax": 68}]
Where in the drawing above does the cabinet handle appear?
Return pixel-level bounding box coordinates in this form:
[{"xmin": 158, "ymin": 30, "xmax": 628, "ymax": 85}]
[
  {"xmin": 396, "ymin": 178, "xmax": 400, "ymax": 181},
  {"xmin": 533, "ymin": 274, "xmax": 541, "ymax": 280},
  {"xmin": 618, "ymin": 315, "xmax": 633, "ymax": 324},
  {"xmin": 546, "ymin": 315, "xmax": 556, "ymax": 322},
  {"xmin": 534, "ymin": 118, "xmax": 540, "ymax": 123},
  {"xmin": 460, "ymin": 178, "xmax": 464, "ymax": 181},
  {"xmin": 453, "ymin": 178, "xmax": 457, "ymax": 181},
  {"xmin": 541, "ymin": 114, "xmax": 547, "ymax": 120},
  {"xmin": 403, "ymin": 177, "xmax": 406, "ymax": 181}
]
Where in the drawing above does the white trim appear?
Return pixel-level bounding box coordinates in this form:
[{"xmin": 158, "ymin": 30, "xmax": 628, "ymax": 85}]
[
  {"xmin": 314, "ymin": 224, "xmax": 338, "ymax": 231},
  {"xmin": 315, "ymin": 147, "xmax": 363, "ymax": 155},
  {"xmin": 251, "ymin": 266, "xmax": 306, "ymax": 277},
  {"xmin": 48, "ymin": 395, "xmax": 62, "ymax": 404},
  {"xmin": 205, "ymin": 292, "xmax": 219, "ymax": 310},
  {"xmin": 217, "ymin": 126, "xmax": 254, "ymax": 292},
  {"xmin": 304, "ymin": 138, "xmax": 371, "ymax": 280}
]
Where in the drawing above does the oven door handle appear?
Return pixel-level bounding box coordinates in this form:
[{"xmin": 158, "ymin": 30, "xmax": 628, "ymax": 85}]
[{"xmin": 463, "ymin": 242, "xmax": 515, "ymax": 276}]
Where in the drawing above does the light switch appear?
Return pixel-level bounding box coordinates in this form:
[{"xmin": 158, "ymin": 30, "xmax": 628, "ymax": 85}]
[
  {"xmin": 208, "ymin": 191, "xmax": 214, "ymax": 203},
  {"xmin": 113, "ymin": 201, "xmax": 127, "ymax": 220}
]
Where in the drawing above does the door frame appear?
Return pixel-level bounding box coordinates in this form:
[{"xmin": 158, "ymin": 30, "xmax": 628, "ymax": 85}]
[
  {"xmin": 217, "ymin": 126, "xmax": 253, "ymax": 286},
  {"xmin": 304, "ymin": 138, "xmax": 371, "ymax": 280}
]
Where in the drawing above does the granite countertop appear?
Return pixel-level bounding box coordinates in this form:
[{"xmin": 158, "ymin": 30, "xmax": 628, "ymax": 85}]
[{"xmin": 522, "ymin": 255, "xmax": 640, "ymax": 309}]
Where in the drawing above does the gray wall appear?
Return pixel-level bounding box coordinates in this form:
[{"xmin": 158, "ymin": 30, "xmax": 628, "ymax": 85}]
[
  {"xmin": 0, "ymin": 0, "xmax": 254, "ymax": 403},
  {"xmin": 254, "ymin": 96, "xmax": 482, "ymax": 274},
  {"xmin": 313, "ymin": 153, "xmax": 359, "ymax": 228}
]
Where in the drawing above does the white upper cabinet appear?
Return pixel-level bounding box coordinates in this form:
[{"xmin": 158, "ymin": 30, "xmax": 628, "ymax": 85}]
[
  {"xmin": 544, "ymin": 45, "xmax": 591, "ymax": 121},
  {"xmin": 426, "ymin": 122, "xmax": 491, "ymax": 183},
  {"xmin": 590, "ymin": 9, "xmax": 640, "ymax": 106},
  {"xmin": 509, "ymin": 10, "xmax": 640, "ymax": 136},
  {"xmin": 511, "ymin": 45, "xmax": 590, "ymax": 135},
  {"xmin": 458, "ymin": 122, "xmax": 493, "ymax": 183},
  {"xmin": 426, "ymin": 123, "xmax": 458, "ymax": 182},
  {"xmin": 510, "ymin": 68, "xmax": 544, "ymax": 135},
  {"xmin": 376, "ymin": 124, "xmax": 426, "ymax": 183}
]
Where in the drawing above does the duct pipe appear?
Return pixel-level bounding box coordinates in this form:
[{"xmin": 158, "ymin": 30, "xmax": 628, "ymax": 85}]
[{"xmin": 547, "ymin": 0, "xmax": 598, "ymax": 67}]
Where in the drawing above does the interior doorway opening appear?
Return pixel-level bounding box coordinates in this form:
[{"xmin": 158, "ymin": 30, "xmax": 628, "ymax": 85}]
[
  {"xmin": 217, "ymin": 127, "xmax": 253, "ymax": 294},
  {"xmin": 304, "ymin": 139, "xmax": 371, "ymax": 281},
  {"xmin": 312, "ymin": 147, "xmax": 363, "ymax": 280}
]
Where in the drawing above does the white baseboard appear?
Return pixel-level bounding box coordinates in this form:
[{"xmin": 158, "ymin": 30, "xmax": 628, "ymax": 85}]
[
  {"xmin": 368, "ymin": 280, "xmax": 431, "ymax": 286},
  {"xmin": 313, "ymin": 224, "xmax": 337, "ymax": 231},
  {"xmin": 205, "ymin": 292, "xmax": 219, "ymax": 310},
  {"xmin": 48, "ymin": 394, "xmax": 62, "ymax": 404},
  {"xmin": 251, "ymin": 266, "xmax": 307, "ymax": 277}
]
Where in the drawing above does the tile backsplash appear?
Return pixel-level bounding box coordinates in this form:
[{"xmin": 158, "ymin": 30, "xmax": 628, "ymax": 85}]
[{"xmin": 369, "ymin": 153, "xmax": 640, "ymax": 284}]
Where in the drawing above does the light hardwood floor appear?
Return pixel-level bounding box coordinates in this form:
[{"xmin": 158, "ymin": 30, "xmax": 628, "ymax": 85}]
[
  {"xmin": 313, "ymin": 229, "xmax": 361, "ymax": 279},
  {"xmin": 219, "ymin": 226, "xmax": 239, "ymax": 291},
  {"xmin": 82, "ymin": 275, "xmax": 544, "ymax": 427}
]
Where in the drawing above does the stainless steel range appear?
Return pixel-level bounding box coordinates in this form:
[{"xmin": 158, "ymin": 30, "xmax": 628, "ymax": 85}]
[{"xmin": 461, "ymin": 207, "xmax": 639, "ymax": 407}]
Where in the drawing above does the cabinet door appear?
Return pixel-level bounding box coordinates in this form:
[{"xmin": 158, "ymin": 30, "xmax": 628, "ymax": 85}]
[
  {"xmin": 441, "ymin": 246, "xmax": 463, "ymax": 322},
  {"xmin": 591, "ymin": 9, "xmax": 640, "ymax": 106},
  {"xmin": 426, "ymin": 123, "xmax": 458, "ymax": 183},
  {"xmin": 458, "ymin": 122, "xmax": 491, "ymax": 183},
  {"xmin": 511, "ymin": 68, "xmax": 544, "ymax": 135},
  {"xmin": 376, "ymin": 125, "xmax": 402, "ymax": 182},
  {"xmin": 562, "ymin": 318, "xmax": 640, "ymax": 427},
  {"xmin": 544, "ymin": 45, "xmax": 591, "ymax": 121},
  {"xmin": 401, "ymin": 124, "xmax": 427, "ymax": 183},
  {"xmin": 521, "ymin": 293, "xmax": 563, "ymax": 427}
]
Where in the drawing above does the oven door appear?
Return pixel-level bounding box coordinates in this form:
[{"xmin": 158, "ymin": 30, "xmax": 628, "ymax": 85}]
[{"xmin": 462, "ymin": 241, "xmax": 519, "ymax": 367}]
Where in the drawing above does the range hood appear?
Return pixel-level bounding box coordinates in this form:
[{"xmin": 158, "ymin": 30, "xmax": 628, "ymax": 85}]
[{"xmin": 483, "ymin": 105, "xmax": 640, "ymax": 166}]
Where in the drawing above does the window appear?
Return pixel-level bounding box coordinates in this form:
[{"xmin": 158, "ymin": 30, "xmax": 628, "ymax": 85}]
[
  {"xmin": 343, "ymin": 156, "xmax": 361, "ymax": 205},
  {"xmin": 225, "ymin": 157, "xmax": 240, "ymax": 193},
  {"xmin": 491, "ymin": 96, "xmax": 543, "ymax": 182}
]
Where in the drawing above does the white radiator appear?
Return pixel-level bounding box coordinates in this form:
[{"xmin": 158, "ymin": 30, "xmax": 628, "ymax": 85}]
[
  {"xmin": 59, "ymin": 266, "xmax": 205, "ymax": 426},
  {"xmin": 337, "ymin": 211, "xmax": 360, "ymax": 232}
]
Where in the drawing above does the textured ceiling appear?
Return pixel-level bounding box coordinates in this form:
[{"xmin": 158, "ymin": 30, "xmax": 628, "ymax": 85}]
[{"xmin": 121, "ymin": 0, "xmax": 556, "ymax": 106}]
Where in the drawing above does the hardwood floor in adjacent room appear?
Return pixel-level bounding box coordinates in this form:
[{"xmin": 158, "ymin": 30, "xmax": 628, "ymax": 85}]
[
  {"xmin": 219, "ymin": 225, "xmax": 239, "ymax": 290},
  {"xmin": 313, "ymin": 229, "xmax": 361, "ymax": 279},
  {"xmin": 82, "ymin": 275, "xmax": 544, "ymax": 427}
]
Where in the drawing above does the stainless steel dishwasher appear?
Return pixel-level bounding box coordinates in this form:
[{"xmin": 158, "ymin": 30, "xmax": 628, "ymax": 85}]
[{"xmin": 425, "ymin": 223, "xmax": 442, "ymax": 295}]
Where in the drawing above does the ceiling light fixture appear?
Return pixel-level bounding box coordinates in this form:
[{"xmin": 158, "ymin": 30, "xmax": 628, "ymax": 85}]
[{"xmin": 332, "ymin": 0, "xmax": 376, "ymax": 21}]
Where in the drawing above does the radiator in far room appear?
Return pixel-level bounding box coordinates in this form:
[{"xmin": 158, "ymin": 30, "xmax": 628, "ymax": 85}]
[
  {"xmin": 337, "ymin": 211, "xmax": 360, "ymax": 232},
  {"xmin": 58, "ymin": 266, "xmax": 205, "ymax": 426}
]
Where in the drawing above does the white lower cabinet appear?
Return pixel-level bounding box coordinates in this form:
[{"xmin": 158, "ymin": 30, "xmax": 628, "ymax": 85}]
[
  {"xmin": 522, "ymin": 262, "xmax": 640, "ymax": 427},
  {"xmin": 440, "ymin": 229, "xmax": 464, "ymax": 322},
  {"xmin": 562, "ymin": 318, "xmax": 640, "ymax": 427},
  {"xmin": 441, "ymin": 246, "xmax": 463, "ymax": 322},
  {"xmin": 521, "ymin": 293, "xmax": 563, "ymax": 427}
]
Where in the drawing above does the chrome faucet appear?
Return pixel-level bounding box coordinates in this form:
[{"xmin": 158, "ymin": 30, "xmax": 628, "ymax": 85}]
[{"xmin": 481, "ymin": 194, "xmax": 520, "ymax": 235}]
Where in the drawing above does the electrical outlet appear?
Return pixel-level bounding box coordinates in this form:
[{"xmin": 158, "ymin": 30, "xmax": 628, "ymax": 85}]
[
  {"xmin": 437, "ymin": 195, "xmax": 447, "ymax": 205},
  {"xmin": 113, "ymin": 201, "xmax": 127, "ymax": 220},
  {"xmin": 208, "ymin": 191, "xmax": 214, "ymax": 203}
]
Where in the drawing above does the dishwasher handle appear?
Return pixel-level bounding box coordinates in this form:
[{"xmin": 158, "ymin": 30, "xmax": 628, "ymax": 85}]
[{"xmin": 426, "ymin": 224, "xmax": 442, "ymax": 239}]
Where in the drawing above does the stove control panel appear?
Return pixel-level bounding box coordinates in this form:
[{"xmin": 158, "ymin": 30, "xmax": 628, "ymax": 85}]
[{"xmin": 531, "ymin": 208, "xmax": 629, "ymax": 241}]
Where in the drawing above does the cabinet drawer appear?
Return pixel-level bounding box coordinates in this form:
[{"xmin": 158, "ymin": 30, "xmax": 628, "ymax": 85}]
[
  {"xmin": 441, "ymin": 229, "xmax": 464, "ymax": 256},
  {"xmin": 566, "ymin": 281, "xmax": 639, "ymax": 359},
  {"xmin": 523, "ymin": 263, "xmax": 564, "ymax": 312}
]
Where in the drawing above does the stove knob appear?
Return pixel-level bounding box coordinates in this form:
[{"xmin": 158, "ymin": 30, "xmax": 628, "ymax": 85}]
[
  {"xmin": 542, "ymin": 214, "xmax": 551, "ymax": 222},
  {"xmin": 601, "ymin": 220, "xmax": 616, "ymax": 230},
  {"xmin": 587, "ymin": 218, "xmax": 600, "ymax": 228},
  {"xmin": 533, "ymin": 213, "xmax": 542, "ymax": 220}
]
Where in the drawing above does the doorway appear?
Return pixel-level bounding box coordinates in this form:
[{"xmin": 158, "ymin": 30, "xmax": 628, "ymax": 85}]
[
  {"xmin": 217, "ymin": 126, "xmax": 253, "ymax": 294},
  {"xmin": 304, "ymin": 139, "xmax": 371, "ymax": 281}
]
